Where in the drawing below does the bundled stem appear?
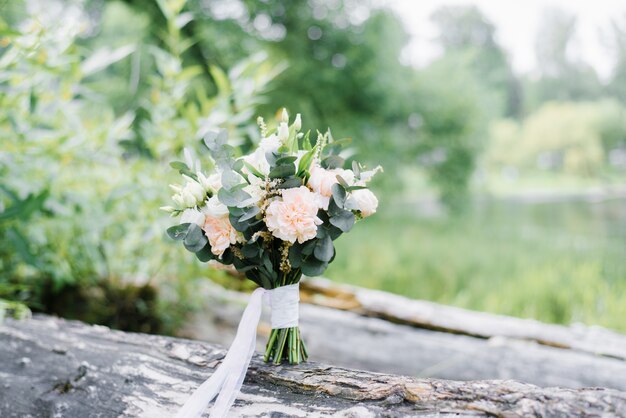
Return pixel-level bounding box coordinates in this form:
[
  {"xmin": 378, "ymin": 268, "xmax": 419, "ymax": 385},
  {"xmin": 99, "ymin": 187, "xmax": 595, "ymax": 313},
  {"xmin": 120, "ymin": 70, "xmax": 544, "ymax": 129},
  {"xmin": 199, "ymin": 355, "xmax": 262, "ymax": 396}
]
[{"xmin": 263, "ymin": 269, "xmax": 307, "ymax": 365}]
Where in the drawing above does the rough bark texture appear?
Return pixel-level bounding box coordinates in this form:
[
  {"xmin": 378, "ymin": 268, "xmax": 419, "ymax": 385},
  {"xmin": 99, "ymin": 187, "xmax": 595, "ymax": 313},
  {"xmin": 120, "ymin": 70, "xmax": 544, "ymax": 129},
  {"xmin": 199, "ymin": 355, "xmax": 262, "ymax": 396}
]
[
  {"xmin": 181, "ymin": 279, "xmax": 626, "ymax": 391},
  {"xmin": 2, "ymin": 315, "xmax": 626, "ymax": 418}
]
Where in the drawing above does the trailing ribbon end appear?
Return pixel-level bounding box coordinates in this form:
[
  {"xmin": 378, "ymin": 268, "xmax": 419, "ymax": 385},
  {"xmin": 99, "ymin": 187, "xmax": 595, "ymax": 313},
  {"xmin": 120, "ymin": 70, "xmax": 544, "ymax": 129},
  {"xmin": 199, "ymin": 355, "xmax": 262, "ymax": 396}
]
[{"xmin": 175, "ymin": 283, "xmax": 301, "ymax": 418}]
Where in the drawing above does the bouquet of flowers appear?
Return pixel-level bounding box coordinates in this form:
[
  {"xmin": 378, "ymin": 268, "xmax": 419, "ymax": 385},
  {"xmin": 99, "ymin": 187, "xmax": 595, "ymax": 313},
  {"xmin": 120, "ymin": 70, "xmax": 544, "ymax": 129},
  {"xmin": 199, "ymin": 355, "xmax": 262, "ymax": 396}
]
[{"xmin": 164, "ymin": 109, "xmax": 380, "ymax": 417}]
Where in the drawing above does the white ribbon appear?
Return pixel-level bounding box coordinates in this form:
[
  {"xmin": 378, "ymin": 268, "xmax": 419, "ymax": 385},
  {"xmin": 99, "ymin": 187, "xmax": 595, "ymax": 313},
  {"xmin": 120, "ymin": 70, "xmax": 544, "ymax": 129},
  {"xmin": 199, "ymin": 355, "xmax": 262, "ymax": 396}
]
[{"xmin": 176, "ymin": 283, "xmax": 300, "ymax": 418}]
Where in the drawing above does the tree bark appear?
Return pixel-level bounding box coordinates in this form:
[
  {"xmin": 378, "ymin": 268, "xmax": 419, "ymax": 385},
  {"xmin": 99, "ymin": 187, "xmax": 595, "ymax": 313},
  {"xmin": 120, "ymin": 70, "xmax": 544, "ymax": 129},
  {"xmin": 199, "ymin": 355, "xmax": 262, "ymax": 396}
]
[
  {"xmin": 1, "ymin": 315, "xmax": 625, "ymax": 417},
  {"xmin": 180, "ymin": 279, "xmax": 626, "ymax": 391}
]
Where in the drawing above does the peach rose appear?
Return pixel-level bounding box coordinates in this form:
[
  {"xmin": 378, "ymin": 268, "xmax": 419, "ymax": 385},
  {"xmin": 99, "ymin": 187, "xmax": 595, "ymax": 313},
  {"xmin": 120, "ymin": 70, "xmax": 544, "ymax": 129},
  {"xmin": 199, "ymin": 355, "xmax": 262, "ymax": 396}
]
[
  {"xmin": 265, "ymin": 186, "xmax": 322, "ymax": 243},
  {"xmin": 307, "ymin": 166, "xmax": 354, "ymax": 209}
]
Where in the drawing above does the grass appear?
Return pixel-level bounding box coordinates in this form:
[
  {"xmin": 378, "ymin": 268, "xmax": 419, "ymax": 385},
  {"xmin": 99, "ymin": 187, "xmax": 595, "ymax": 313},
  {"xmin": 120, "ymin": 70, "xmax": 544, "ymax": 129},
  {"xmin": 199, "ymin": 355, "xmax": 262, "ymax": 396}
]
[{"xmin": 325, "ymin": 198, "xmax": 626, "ymax": 332}]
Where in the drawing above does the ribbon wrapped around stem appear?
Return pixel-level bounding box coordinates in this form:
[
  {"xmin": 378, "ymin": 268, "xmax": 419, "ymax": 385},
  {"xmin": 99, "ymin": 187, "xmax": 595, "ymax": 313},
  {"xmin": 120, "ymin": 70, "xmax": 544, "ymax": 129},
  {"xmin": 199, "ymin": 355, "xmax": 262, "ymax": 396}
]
[{"xmin": 176, "ymin": 283, "xmax": 300, "ymax": 418}]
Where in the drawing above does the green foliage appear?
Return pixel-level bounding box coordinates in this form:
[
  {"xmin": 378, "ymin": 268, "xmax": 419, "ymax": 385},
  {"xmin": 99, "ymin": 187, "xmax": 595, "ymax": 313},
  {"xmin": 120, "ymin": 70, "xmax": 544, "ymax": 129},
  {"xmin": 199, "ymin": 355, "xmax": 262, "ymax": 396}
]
[
  {"xmin": 326, "ymin": 201, "xmax": 626, "ymax": 332},
  {"xmin": 486, "ymin": 100, "xmax": 626, "ymax": 177},
  {"xmin": 0, "ymin": 1, "xmax": 279, "ymax": 332}
]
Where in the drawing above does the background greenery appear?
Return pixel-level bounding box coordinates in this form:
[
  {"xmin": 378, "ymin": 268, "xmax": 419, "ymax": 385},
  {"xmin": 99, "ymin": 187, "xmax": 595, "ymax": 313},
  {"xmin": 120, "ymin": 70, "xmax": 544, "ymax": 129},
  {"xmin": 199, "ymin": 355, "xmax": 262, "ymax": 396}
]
[{"xmin": 1, "ymin": 0, "xmax": 625, "ymax": 333}]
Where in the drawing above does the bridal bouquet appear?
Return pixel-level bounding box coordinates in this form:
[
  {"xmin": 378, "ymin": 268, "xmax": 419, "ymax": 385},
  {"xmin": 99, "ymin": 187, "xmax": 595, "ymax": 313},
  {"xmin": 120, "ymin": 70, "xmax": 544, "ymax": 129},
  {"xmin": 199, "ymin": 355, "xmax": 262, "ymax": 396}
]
[{"xmin": 163, "ymin": 109, "xmax": 380, "ymax": 417}]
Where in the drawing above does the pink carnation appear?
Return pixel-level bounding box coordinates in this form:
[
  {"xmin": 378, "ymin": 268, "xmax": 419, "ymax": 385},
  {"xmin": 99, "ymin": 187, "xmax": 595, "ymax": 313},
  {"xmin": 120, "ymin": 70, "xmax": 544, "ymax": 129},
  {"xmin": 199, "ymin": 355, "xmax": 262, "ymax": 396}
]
[
  {"xmin": 265, "ymin": 186, "xmax": 322, "ymax": 243},
  {"xmin": 203, "ymin": 215, "xmax": 238, "ymax": 257}
]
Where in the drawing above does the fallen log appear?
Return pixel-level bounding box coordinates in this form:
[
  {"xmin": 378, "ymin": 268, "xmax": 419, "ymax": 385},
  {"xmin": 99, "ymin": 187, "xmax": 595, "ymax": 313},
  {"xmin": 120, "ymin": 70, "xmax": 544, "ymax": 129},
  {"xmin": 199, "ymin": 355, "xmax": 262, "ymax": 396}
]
[
  {"xmin": 181, "ymin": 280, "xmax": 626, "ymax": 391},
  {"xmin": 1, "ymin": 315, "xmax": 625, "ymax": 417}
]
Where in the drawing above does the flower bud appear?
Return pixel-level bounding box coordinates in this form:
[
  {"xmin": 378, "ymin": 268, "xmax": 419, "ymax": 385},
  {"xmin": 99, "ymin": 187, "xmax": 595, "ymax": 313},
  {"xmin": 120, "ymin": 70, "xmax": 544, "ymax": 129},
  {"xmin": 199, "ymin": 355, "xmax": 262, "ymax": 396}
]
[
  {"xmin": 159, "ymin": 206, "xmax": 176, "ymax": 213},
  {"xmin": 281, "ymin": 108, "xmax": 289, "ymax": 123},
  {"xmin": 277, "ymin": 122, "xmax": 289, "ymax": 144},
  {"xmin": 182, "ymin": 190, "xmax": 197, "ymax": 207},
  {"xmin": 294, "ymin": 113, "xmax": 302, "ymax": 131},
  {"xmin": 172, "ymin": 194, "xmax": 185, "ymax": 207},
  {"xmin": 186, "ymin": 181, "xmax": 206, "ymax": 203}
]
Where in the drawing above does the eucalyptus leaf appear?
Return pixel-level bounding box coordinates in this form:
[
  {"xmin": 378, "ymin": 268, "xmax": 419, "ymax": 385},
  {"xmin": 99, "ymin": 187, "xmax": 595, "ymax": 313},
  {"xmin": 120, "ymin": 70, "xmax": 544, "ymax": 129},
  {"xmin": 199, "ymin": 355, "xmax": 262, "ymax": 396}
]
[
  {"xmin": 218, "ymin": 186, "xmax": 251, "ymax": 207},
  {"xmin": 321, "ymin": 155, "xmax": 344, "ymax": 169},
  {"xmin": 269, "ymin": 164, "xmax": 295, "ymax": 179},
  {"xmin": 336, "ymin": 174, "xmax": 350, "ymax": 189},
  {"xmin": 242, "ymin": 243, "xmax": 260, "ymax": 258},
  {"xmin": 329, "ymin": 210, "xmax": 355, "ymax": 232},
  {"xmin": 184, "ymin": 224, "xmax": 208, "ymax": 252},
  {"xmin": 288, "ymin": 243, "xmax": 303, "ymax": 268},
  {"xmin": 301, "ymin": 257, "xmax": 328, "ymax": 277},
  {"xmin": 314, "ymin": 235, "xmax": 334, "ymax": 262},
  {"xmin": 167, "ymin": 223, "xmax": 190, "ymax": 241},
  {"xmin": 301, "ymin": 239, "xmax": 316, "ymax": 256},
  {"xmin": 265, "ymin": 151, "xmax": 279, "ymax": 166},
  {"xmin": 239, "ymin": 206, "xmax": 260, "ymax": 222},
  {"xmin": 195, "ymin": 244, "xmax": 215, "ymax": 262},
  {"xmin": 278, "ymin": 177, "xmax": 302, "ymax": 189},
  {"xmin": 275, "ymin": 156, "xmax": 297, "ymax": 165},
  {"xmin": 331, "ymin": 183, "xmax": 346, "ymax": 208}
]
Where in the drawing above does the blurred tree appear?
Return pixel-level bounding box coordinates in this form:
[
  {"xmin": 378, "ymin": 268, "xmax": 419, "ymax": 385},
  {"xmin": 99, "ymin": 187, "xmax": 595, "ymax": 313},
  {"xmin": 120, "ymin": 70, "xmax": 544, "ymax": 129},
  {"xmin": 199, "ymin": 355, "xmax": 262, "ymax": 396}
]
[
  {"xmin": 605, "ymin": 14, "xmax": 626, "ymax": 104},
  {"xmin": 411, "ymin": 55, "xmax": 487, "ymax": 212},
  {"xmin": 527, "ymin": 8, "xmax": 602, "ymax": 108},
  {"xmin": 430, "ymin": 5, "xmax": 521, "ymax": 118}
]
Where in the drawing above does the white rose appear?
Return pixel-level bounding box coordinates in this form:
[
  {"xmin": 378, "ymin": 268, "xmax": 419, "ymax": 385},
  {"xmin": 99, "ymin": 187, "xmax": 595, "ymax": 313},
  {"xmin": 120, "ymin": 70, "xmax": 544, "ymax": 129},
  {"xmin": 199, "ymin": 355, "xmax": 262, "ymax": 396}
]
[
  {"xmin": 203, "ymin": 196, "xmax": 230, "ymax": 217},
  {"xmin": 180, "ymin": 208, "xmax": 206, "ymax": 226},
  {"xmin": 350, "ymin": 189, "xmax": 378, "ymax": 217}
]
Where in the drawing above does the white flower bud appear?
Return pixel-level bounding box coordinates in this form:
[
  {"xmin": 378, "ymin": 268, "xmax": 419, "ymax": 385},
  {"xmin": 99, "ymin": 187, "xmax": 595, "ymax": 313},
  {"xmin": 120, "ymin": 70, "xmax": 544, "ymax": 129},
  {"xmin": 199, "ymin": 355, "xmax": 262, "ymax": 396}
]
[
  {"xmin": 277, "ymin": 122, "xmax": 289, "ymax": 144},
  {"xmin": 159, "ymin": 206, "xmax": 176, "ymax": 213},
  {"xmin": 281, "ymin": 108, "xmax": 289, "ymax": 123},
  {"xmin": 294, "ymin": 113, "xmax": 302, "ymax": 131},
  {"xmin": 172, "ymin": 194, "xmax": 185, "ymax": 207},
  {"xmin": 182, "ymin": 190, "xmax": 197, "ymax": 207},
  {"xmin": 185, "ymin": 181, "xmax": 206, "ymax": 203}
]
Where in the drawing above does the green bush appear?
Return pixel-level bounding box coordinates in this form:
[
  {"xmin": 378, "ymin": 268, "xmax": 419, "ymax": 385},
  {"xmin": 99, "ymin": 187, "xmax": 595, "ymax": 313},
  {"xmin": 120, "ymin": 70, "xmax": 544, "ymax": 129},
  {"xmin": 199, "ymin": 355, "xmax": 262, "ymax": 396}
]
[{"xmin": 0, "ymin": 1, "xmax": 278, "ymax": 330}]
